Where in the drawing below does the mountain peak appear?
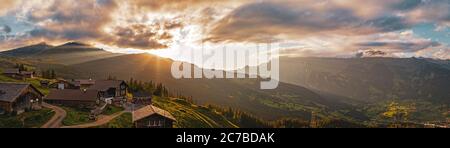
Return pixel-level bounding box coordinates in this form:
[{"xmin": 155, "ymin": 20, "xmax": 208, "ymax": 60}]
[
  {"xmin": 36, "ymin": 42, "xmax": 50, "ymax": 46},
  {"xmin": 60, "ymin": 41, "xmax": 89, "ymax": 47}
]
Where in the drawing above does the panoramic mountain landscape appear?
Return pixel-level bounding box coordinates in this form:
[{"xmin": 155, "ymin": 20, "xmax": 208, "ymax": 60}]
[
  {"xmin": 1, "ymin": 42, "xmax": 448, "ymax": 128},
  {"xmin": 1, "ymin": 43, "xmax": 360, "ymax": 121}
]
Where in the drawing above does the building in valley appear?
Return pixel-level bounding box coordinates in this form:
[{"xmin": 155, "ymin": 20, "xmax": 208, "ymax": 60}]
[
  {"xmin": 45, "ymin": 89, "xmax": 101, "ymax": 109},
  {"xmin": 131, "ymin": 91, "xmax": 152, "ymax": 106},
  {"xmin": 49, "ymin": 79, "xmax": 78, "ymax": 90},
  {"xmin": 0, "ymin": 83, "xmax": 44, "ymax": 115},
  {"xmin": 20, "ymin": 71, "xmax": 35, "ymax": 78},
  {"xmin": 88, "ymin": 80, "xmax": 128, "ymax": 98},
  {"xmin": 132, "ymin": 105, "xmax": 176, "ymax": 128},
  {"xmin": 72, "ymin": 79, "xmax": 96, "ymax": 89},
  {"xmin": 2, "ymin": 68, "xmax": 36, "ymax": 79}
]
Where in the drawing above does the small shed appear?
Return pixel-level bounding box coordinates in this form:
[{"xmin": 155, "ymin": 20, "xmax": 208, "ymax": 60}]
[{"xmin": 132, "ymin": 105, "xmax": 176, "ymax": 128}]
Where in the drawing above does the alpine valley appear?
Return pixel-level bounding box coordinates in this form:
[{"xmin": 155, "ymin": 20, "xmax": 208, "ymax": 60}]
[{"xmin": 1, "ymin": 42, "xmax": 449, "ymax": 128}]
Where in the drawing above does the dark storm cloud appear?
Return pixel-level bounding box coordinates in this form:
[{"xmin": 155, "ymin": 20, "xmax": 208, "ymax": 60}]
[
  {"xmin": 355, "ymin": 41, "xmax": 441, "ymax": 52},
  {"xmin": 103, "ymin": 24, "xmax": 170, "ymax": 50},
  {"xmin": 163, "ymin": 21, "xmax": 183, "ymax": 30},
  {"xmin": 392, "ymin": 0, "xmax": 423, "ymax": 10},
  {"xmin": 356, "ymin": 42, "xmax": 388, "ymax": 47},
  {"xmin": 394, "ymin": 0, "xmax": 450, "ymax": 25},
  {"xmin": 367, "ymin": 16, "xmax": 410, "ymax": 32},
  {"xmin": 363, "ymin": 50, "xmax": 388, "ymax": 57},
  {"xmin": 2, "ymin": 0, "xmax": 450, "ymax": 57},
  {"xmin": 127, "ymin": 0, "xmax": 229, "ymax": 12}
]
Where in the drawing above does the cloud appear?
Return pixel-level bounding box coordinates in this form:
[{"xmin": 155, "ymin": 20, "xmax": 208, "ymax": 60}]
[
  {"xmin": 103, "ymin": 24, "xmax": 170, "ymax": 50},
  {"xmin": 363, "ymin": 50, "xmax": 388, "ymax": 57},
  {"xmin": 356, "ymin": 50, "xmax": 388, "ymax": 58},
  {"xmin": 396, "ymin": 0, "xmax": 450, "ymax": 27},
  {"xmin": 392, "ymin": 0, "xmax": 423, "ymax": 10},
  {"xmin": 126, "ymin": 0, "xmax": 233, "ymax": 12},
  {"xmin": 0, "ymin": 0, "xmax": 450, "ymax": 60},
  {"xmin": 0, "ymin": 25, "xmax": 11, "ymax": 33},
  {"xmin": 22, "ymin": 0, "xmax": 117, "ymax": 41},
  {"xmin": 204, "ymin": 0, "xmax": 450, "ymax": 44},
  {"xmin": 355, "ymin": 40, "xmax": 441, "ymax": 53}
]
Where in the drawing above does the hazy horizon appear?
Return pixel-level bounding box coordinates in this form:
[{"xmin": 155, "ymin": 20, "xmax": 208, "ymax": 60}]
[{"xmin": 1, "ymin": 0, "xmax": 450, "ymax": 64}]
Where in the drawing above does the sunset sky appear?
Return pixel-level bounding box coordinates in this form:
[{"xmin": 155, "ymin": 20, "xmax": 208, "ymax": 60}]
[{"xmin": 1, "ymin": 0, "xmax": 450, "ymax": 61}]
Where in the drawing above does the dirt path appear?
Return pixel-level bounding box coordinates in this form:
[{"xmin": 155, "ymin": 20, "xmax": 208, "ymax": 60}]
[
  {"xmin": 41, "ymin": 103, "xmax": 67, "ymax": 128},
  {"xmin": 61, "ymin": 111, "xmax": 125, "ymax": 128}
]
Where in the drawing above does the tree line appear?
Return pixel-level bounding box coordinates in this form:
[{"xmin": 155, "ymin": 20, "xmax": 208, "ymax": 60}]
[
  {"xmin": 207, "ymin": 104, "xmax": 366, "ymax": 128},
  {"xmin": 119, "ymin": 76, "xmax": 366, "ymax": 128},
  {"xmin": 126, "ymin": 77, "xmax": 170, "ymax": 97},
  {"xmin": 41, "ymin": 69, "xmax": 56, "ymax": 79}
]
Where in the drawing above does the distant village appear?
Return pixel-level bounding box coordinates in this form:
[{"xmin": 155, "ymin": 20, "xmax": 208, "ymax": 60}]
[{"xmin": 0, "ymin": 67, "xmax": 176, "ymax": 128}]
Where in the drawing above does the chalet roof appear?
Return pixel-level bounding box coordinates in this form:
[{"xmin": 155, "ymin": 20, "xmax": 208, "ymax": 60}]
[
  {"xmin": 72, "ymin": 79, "xmax": 96, "ymax": 86},
  {"xmin": 0, "ymin": 82, "xmax": 43, "ymax": 103},
  {"xmin": 40, "ymin": 80, "xmax": 50, "ymax": 83},
  {"xmin": 2, "ymin": 68, "xmax": 20, "ymax": 74},
  {"xmin": 132, "ymin": 105, "xmax": 176, "ymax": 122},
  {"xmin": 20, "ymin": 71, "xmax": 34, "ymax": 75},
  {"xmin": 46, "ymin": 89, "xmax": 99, "ymax": 102},
  {"xmin": 50, "ymin": 79, "xmax": 76, "ymax": 86},
  {"xmin": 132, "ymin": 91, "xmax": 152, "ymax": 98},
  {"xmin": 88, "ymin": 80, "xmax": 126, "ymax": 91}
]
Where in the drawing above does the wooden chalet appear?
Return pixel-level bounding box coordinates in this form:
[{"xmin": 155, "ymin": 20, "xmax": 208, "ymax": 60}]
[
  {"xmin": 2, "ymin": 68, "xmax": 36, "ymax": 79},
  {"xmin": 132, "ymin": 105, "xmax": 176, "ymax": 128},
  {"xmin": 45, "ymin": 89, "xmax": 101, "ymax": 109},
  {"xmin": 40, "ymin": 80, "xmax": 50, "ymax": 87},
  {"xmin": 0, "ymin": 83, "xmax": 44, "ymax": 115},
  {"xmin": 72, "ymin": 79, "xmax": 96, "ymax": 89},
  {"xmin": 20, "ymin": 71, "xmax": 34, "ymax": 78},
  {"xmin": 131, "ymin": 91, "xmax": 152, "ymax": 106},
  {"xmin": 49, "ymin": 79, "xmax": 78, "ymax": 90}
]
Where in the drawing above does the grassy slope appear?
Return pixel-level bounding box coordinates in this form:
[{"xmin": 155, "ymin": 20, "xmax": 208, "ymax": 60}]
[
  {"xmin": 94, "ymin": 97, "xmax": 239, "ymax": 128},
  {"xmin": 61, "ymin": 106, "xmax": 94, "ymax": 126},
  {"xmin": 95, "ymin": 113, "xmax": 133, "ymax": 128},
  {"xmin": 362, "ymin": 100, "xmax": 449, "ymax": 123},
  {"xmin": 1, "ymin": 58, "xmax": 243, "ymax": 128},
  {"xmin": 0, "ymin": 108, "xmax": 55, "ymax": 128},
  {"xmin": 152, "ymin": 96, "xmax": 238, "ymax": 128},
  {"xmin": 0, "ymin": 68, "xmax": 51, "ymax": 95}
]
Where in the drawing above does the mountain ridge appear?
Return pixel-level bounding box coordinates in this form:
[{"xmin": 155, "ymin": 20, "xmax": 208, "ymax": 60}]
[
  {"xmin": 277, "ymin": 56, "xmax": 450, "ymax": 103},
  {"xmin": 50, "ymin": 53, "xmax": 361, "ymax": 120}
]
